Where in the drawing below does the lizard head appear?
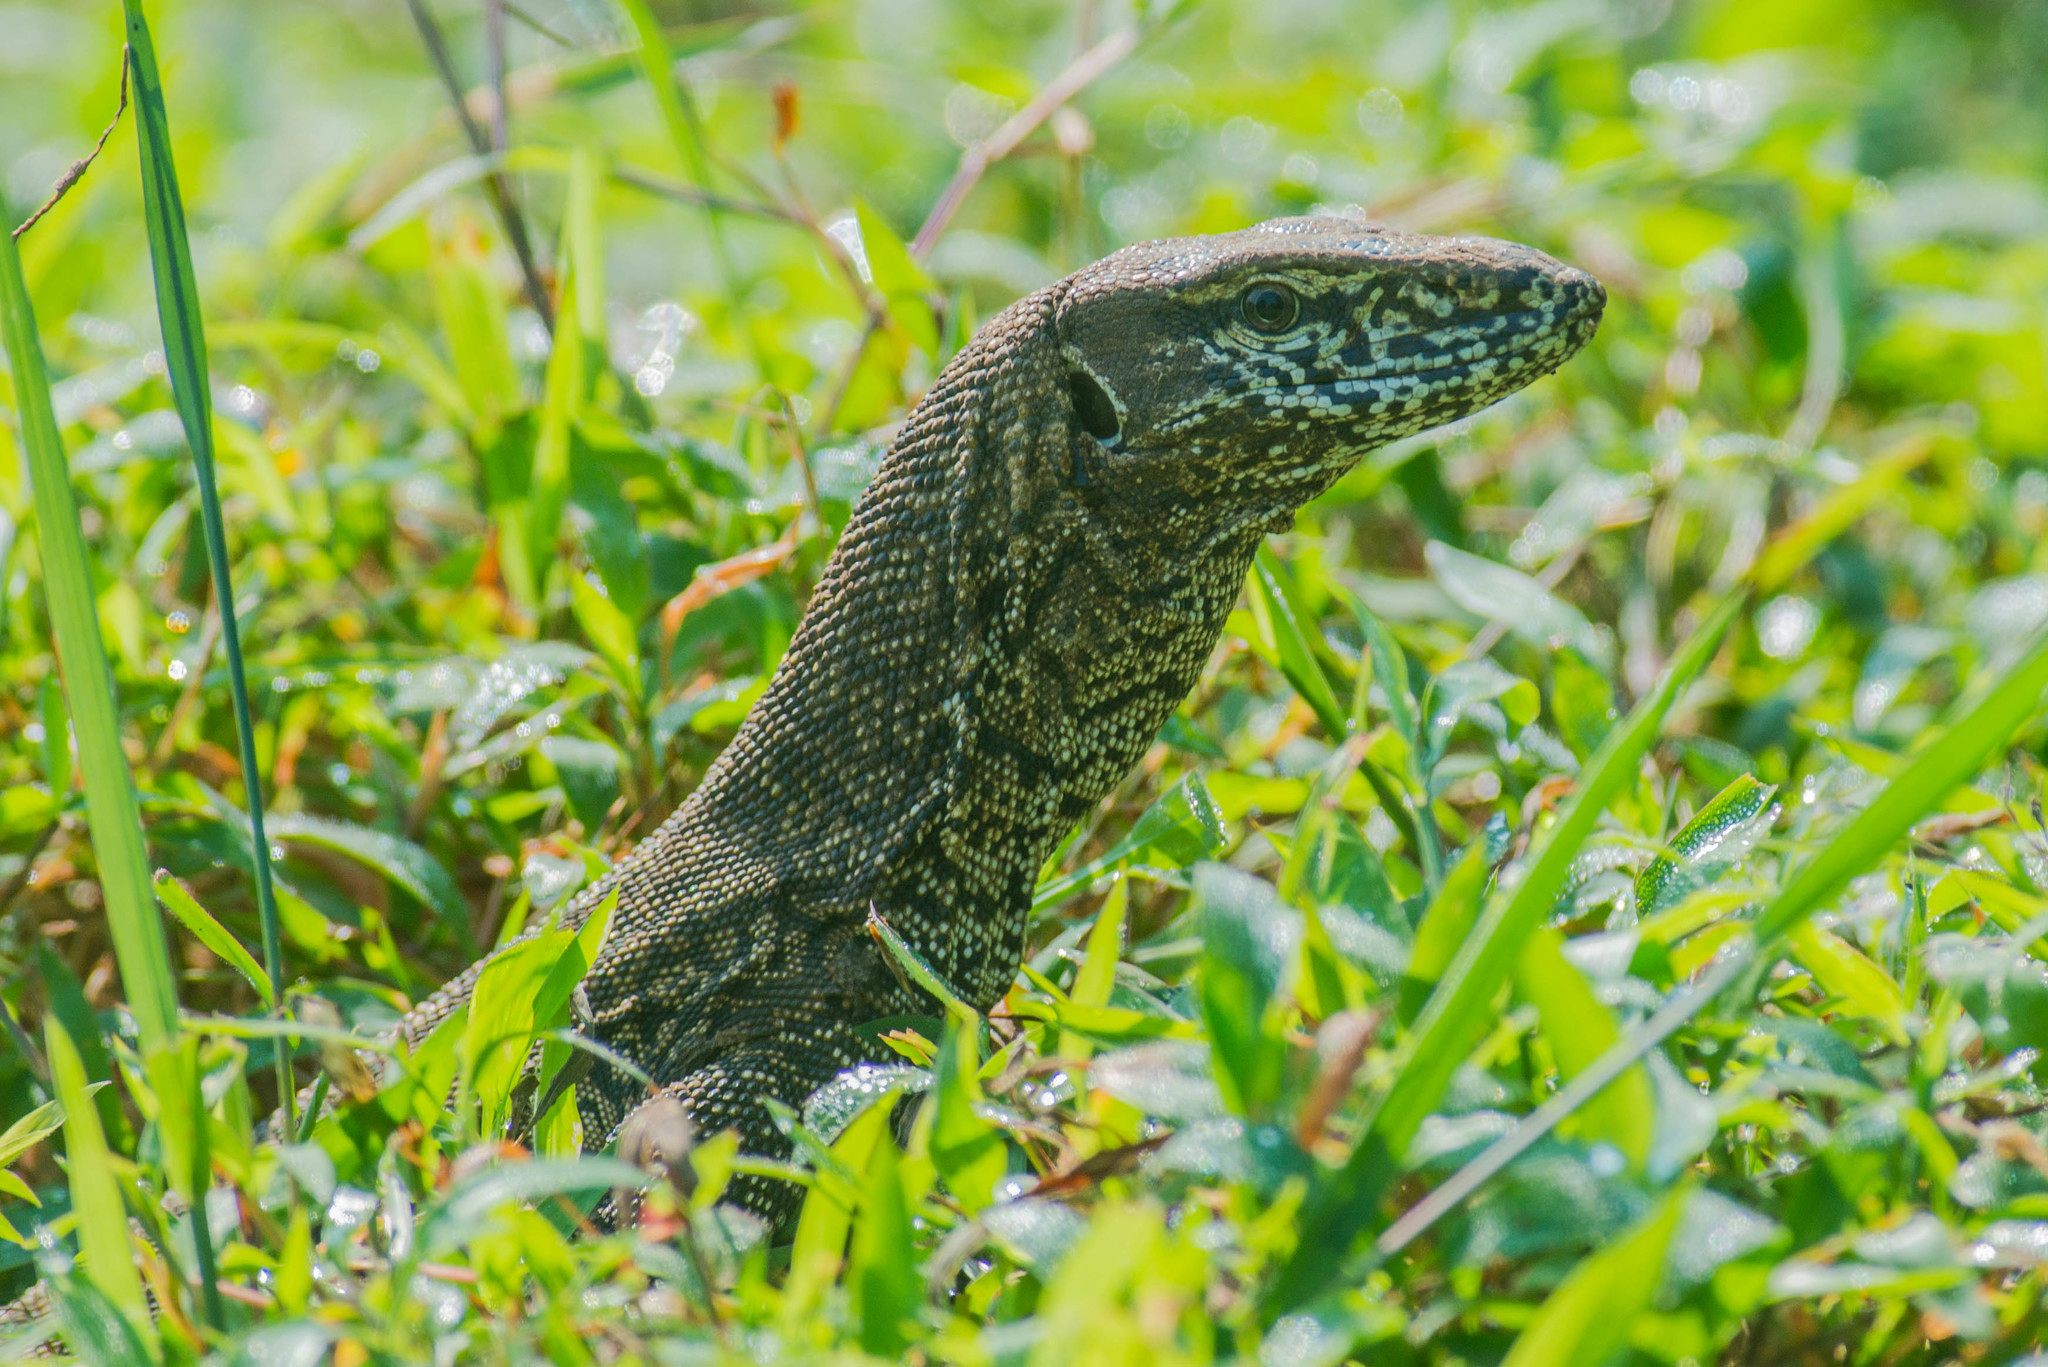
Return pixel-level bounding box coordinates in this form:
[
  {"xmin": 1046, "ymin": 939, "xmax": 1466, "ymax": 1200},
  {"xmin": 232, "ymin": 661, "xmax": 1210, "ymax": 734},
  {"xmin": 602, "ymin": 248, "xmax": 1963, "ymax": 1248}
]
[{"xmin": 1053, "ymin": 215, "xmax": 1604, "ymax": 515}]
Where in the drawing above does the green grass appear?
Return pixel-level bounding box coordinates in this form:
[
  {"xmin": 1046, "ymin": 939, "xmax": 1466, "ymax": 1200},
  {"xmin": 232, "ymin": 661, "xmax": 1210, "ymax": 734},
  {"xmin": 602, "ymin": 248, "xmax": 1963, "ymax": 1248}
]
[{"xmin": 2, "ymin": 0, "xmax": 2048, "ymax": 1362}]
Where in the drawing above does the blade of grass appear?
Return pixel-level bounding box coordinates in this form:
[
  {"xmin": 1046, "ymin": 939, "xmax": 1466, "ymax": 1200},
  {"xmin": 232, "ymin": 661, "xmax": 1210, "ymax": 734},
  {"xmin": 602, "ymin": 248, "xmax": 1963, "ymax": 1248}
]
[
  {"xmin": 0, "ymin": 194, "xmax": 178, "ymax": 1056},
  {"xmin": 123, "ymin": 1, "xmax": 292, "ymax": 1156},
  {"xmin": 4, "ymin": 191, "xmax": 224, "ymax": 1331},
  {"xmin": 44, "ymin": 1013, "xmax": 151, "ymax": 1350},
  {"xmin": 1265, "ymin": 587, "xmax": 1745, "ymax": 1315},
  {"xmin": 1754, "ymin": 624, "xmax": 2048, "ymax": 944},
  {"xmin": 155, "ymin": 872, "xmax": 273, "ymax": 1006}
]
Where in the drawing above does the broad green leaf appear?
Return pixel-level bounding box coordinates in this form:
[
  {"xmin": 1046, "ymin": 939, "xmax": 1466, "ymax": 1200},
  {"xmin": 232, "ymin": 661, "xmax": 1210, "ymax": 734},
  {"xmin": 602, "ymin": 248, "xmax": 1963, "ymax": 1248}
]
[
  {"xmin": 461, "ymin": 894, "xmax": 613, "ymax": 1131},
  {"xmin": 1060, "ymin": 877, "xmax": 1128, "ymax": 1062},
  {"xmin": 1302, "ymin": 809, "xmax": 1405, "ymax": 933},
  {"xmin": 276, "ymin": 1203, "xmax": 314, "ymax": 1315},
  {"xmin": 0, "ymin": 1100, "xmax": 63, "ymax": 1170},
  {"xmin": 1013, "ymin": 998, "xmax": 1197, "ymax": 1046},
  {"xmin": 267, "ymin": 813, "xmax": 469, "ymax": 944},
  {"xmin": 428, "ymin": 218, "xmax": 521, "ymax": 430},
  {"xmin": 1422, "ymin": 658, "xmax": 1539, "ymax": 776},
  {"xmin": 784, "ymin": 1095, "xmax": 892, "ymax": 1317},
  {"xmin": 848, "ymin": 1130, "xmax": 919, "ymax": 1358},
  {"xmin": 572, "ymin": 571, "xmax": 641, "ymax": 694},
  {"xmin": 570, "ymin": 430, "xmax": 651, "ymax": 624},
  {"xmin": 1786, "ymin": 923, "xmax": 1908, "ymax": 1043},
  {"xmin": 1350, "ymin": 593, "xmax": 1419, "ymax": 754},
  {"xmin": 506, "ymin": 147, "xmax": 603, "ymax": 608},
  {"xmin": 539, "ymin": 735, "xmax": 625, "ymax": 831},
  {"xmin": 1550, "ymin": 648, "xmax": 1616, "ymax": 760},
  {"xmin": 854, "ymin": 200, "xmax": 938, "ymax": 354}
]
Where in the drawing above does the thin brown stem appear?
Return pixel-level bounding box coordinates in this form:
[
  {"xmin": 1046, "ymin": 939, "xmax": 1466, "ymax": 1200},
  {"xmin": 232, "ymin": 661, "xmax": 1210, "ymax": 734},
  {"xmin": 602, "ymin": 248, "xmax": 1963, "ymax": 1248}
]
[
  {"xmin": 911, "ymin": 27, "xmax": 1137, "ymax": 259},
  {"xmin": 403, "ymin": 0, "xmax": 556, "ymax": 334},
  {"xmin": 485, "ymin": 0, "xmax": 510, "ymax": 160},
  {"xmin": 610, "ymin": 165, "xmax": 800, "ymax": 224},
  {"xmin": 12, "ymin": 45, "xmax": 129, "ymax": 241}
]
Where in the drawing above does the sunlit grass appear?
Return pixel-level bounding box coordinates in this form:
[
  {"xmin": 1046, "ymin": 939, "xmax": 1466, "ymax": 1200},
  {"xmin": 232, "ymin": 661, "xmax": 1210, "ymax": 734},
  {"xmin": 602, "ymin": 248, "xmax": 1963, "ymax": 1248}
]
[{"xmin": 0, "ymin": 0, "xmax": 2046, "ymax": 1360}]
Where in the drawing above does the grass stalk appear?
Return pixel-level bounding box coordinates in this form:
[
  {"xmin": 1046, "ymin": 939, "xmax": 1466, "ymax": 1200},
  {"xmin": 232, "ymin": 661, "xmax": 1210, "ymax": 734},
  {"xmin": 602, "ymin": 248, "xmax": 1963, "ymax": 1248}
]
[
  {"xmin": 122, "ymin": 0, "xmax": 292, "ymax": 1155},
  {"xmin": 3, "ymin": 181, "xmax": 201, "ymax": 1338}
]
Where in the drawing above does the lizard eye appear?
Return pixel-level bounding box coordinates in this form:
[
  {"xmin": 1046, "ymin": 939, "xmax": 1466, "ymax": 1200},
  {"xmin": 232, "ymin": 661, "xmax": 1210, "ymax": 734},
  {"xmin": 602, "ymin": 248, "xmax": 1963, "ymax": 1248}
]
[{"xmin": 1241, "ymin": 283, "xmax": 1299, "ymax": 333}]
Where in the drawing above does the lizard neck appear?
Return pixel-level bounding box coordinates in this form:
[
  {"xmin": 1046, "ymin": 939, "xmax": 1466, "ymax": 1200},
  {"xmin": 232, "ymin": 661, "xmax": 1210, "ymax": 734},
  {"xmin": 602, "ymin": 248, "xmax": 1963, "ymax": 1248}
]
[{"xmin": 664, "ymin": 285, "xmax": 1262, "ymax": 1009}]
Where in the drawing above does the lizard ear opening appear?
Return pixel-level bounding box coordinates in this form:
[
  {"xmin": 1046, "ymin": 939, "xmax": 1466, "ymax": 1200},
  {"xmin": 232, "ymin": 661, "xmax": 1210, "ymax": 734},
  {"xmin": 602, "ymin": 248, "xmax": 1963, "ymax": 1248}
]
[{"xmin": 1066, "ymin": 366, "xmax": 1123, "ymax": 449}]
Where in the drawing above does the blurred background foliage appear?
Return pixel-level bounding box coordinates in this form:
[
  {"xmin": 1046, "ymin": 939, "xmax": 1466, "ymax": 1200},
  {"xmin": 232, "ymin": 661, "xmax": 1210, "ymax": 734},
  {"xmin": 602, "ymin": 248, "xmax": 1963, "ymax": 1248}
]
[{"xmin": 3, "ymin": 0, "xmax": 2048, "ymax": 1360}]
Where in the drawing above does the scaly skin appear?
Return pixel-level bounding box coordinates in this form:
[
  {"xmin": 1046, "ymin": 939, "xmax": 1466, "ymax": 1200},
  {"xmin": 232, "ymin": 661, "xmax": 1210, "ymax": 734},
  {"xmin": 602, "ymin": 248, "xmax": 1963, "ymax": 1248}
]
[{"xmin": 395, "ymin": 215, "xmax": 1605, "ymax": 1222}]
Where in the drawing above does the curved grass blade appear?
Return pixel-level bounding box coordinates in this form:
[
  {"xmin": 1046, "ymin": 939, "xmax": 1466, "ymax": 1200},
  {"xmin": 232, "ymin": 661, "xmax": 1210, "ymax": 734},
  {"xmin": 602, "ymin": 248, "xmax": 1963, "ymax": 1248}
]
[
  {"xmin": 1754, "ymin": 625, "xmax": 2048, "ymax": 944},
  {"xmin": 5, "ymin": 188, "xmax": 223, "ymax": 1330},
  {"xmin": 122, "ymin": 0, "xmax": 292, "ymax": 1140}
]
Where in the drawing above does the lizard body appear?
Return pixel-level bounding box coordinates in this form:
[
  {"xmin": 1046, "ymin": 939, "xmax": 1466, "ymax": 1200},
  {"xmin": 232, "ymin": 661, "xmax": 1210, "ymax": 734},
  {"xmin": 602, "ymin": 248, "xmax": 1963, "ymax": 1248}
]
[{"xmin": 395, "ymin": 216, "xmax": 1604, "ymax": 1220}]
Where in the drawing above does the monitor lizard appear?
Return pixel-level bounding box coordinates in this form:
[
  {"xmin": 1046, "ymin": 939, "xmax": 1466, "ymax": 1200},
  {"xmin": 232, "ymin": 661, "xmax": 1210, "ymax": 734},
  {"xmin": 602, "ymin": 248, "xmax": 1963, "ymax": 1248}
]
[{"xmin": 359, "ymin": 215, "xmax": 1605, "ymax": 1222}]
